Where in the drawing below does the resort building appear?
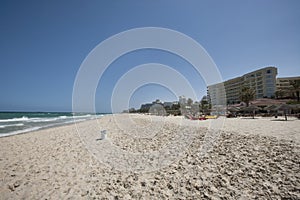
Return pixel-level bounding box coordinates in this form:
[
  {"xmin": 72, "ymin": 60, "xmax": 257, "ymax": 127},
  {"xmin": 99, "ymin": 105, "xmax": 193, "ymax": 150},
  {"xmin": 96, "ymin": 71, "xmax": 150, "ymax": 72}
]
[
  {"xmin": 243, "ymin": 67, "xmax": 277, "ymax": 99},
  {"xmin": 206, "ymin": 82, "xmax": 226, "ymax": 106},
  {"xmin": 179, "ymin": 95, "xmax": 187, "ymax": 105},
  {"xmin": 207, "ymin": 66, "xmax": 278, "ymax": 105},
  {"xmin": 276, "ymin": 76, "xmax": 300, "ymax": 99},
  {"xmin": 224, "ymin": 77, "xmax": 243, "ymax": 104}
]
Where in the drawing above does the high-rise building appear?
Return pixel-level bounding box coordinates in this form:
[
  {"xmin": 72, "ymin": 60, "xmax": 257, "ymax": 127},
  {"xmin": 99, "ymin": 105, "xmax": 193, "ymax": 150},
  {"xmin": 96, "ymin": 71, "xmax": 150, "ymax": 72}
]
[
  {"xmin": 276, "ymin": 76, "xmax": 300, "ymax": 99},
  {"xmin": 224, "ymin": 77, "xmax": 243, "ymax": 104},
  {"xmin": 207, "ymin": 66, "xmax": 278, "ymax": 105},
  {"xmin": 206, "ymin": 82, "xmax": 226, "ymax": 106},
  {"xmin": 179, "ymin": 95, "xmax": 187, "ymax": 105},
  {"xmin": 243, "ymin": 67, "xmax": 277, "ymax": 99}
]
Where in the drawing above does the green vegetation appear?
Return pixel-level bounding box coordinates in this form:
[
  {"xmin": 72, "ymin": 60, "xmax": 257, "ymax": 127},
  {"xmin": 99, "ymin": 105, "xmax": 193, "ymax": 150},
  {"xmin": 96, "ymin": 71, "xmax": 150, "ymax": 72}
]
[
  {"xmin": 126, "ymin": 96, "xmax": 211, "ymax": 116},
  {"xmin": 239, "ymin": 87, "xmax": 255, "ymax": 107},
  {"xmin": 289, "ymin": 80, "xmax": 300, "ymax": 102}
]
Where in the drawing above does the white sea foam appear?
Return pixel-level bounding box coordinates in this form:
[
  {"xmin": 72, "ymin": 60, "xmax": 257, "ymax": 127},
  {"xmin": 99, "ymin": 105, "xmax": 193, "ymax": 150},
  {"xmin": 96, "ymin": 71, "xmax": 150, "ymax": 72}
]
[
  {"xmin": 72, "ymin": 114, "xmax": 92, "ymax": 119},
  {"xmin": 30, "ymin": 118, "xmax": 58, "ymax": 122},
  {"xmin": 0, "ymin": 116, "xmax": 29, "ymax": 122},
  {"xmin": 0, "ymin": 114, "xmax": 105, "ymax": 137},
  {"xmin": 0, "ymin": 123, "xmax": 24, "ymax": 128},
  {"xmin": 0, "ymin": 127, "xmax": 41, "ymax": 137},
  {"xmin": 0, "ymin": 115, "xmax": 95, "ymax": 124}
]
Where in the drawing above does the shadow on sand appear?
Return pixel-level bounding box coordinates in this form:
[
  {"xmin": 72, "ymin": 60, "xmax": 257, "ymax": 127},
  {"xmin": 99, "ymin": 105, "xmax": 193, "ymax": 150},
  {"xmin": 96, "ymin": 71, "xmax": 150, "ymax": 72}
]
[
  {"xmin": 270, "ymin": 119, "xmax": 296, "ymax": 122},
  {"xmin": 240, "ymin": 117, "xmax": 259, "ymax": 119}
]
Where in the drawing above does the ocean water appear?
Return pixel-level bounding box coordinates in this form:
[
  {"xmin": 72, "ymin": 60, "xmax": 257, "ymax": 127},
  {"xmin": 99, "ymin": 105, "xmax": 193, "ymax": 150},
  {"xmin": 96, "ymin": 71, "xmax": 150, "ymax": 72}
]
[{"xmin": 0, "ymin": 112, "xmax": 105, "ymax": 137}]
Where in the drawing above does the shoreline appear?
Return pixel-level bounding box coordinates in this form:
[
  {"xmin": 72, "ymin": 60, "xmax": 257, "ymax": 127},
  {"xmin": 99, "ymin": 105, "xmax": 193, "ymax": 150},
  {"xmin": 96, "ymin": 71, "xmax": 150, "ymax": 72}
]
[
  {"xmin": 0, "ymin": 114, "xmax": 109, "ymax": 138},
  {"xmin": 1, "ymin": 113, "xmax": 298, "ymax": 141}
]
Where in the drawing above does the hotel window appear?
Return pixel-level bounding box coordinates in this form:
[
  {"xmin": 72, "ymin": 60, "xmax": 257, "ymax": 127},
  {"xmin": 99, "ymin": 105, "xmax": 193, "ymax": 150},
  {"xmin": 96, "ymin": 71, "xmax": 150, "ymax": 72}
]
[
  {"xmin": 266, "ymin": 75, "xmax": 272, "ymax": 78},
  {"xmin": 266, "ymin": 79, "xmax": 273, "ymax": 83},
  {"xmin": 267, "ymin": 69, "xmax": 272, "ymax": 73}
]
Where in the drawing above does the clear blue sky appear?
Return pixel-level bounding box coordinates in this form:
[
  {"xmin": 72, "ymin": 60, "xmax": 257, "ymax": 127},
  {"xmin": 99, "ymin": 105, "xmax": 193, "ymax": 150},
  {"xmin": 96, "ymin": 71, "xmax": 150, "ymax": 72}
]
[{"xmin": 0, "ymin": 0, "xmax": 299, "ymax": 112}]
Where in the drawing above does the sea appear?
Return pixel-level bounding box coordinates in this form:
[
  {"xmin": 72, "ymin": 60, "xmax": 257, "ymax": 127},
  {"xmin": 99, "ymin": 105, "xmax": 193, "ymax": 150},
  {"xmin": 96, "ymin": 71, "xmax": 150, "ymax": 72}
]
[{"xmin": 0, "ymin": 112, "xmax": 106, "ymax": 137}]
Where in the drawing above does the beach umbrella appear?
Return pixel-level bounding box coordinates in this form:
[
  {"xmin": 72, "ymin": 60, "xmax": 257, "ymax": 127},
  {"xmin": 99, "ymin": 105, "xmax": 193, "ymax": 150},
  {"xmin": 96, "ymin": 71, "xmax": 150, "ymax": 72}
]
[
  {"xmin": 227, "ymin": 106, "xmax": 240, "ymax": 117},
  {"xmin": 289, "ymin": 104, "xmax": 300, "ymax": 113},
  {"xmin": 277, "ymin": 104, "xmax": 291, "ymax": 121},
  {"xmin": 242, "ymin": 104, "xmax": 260, "ymax": 111},
  {"xmin": 241, "ymin": 105, "xmax": 260, "ymax": 119},
  {"xmin": 227, "ymin": 106, "xmax": 240, "ymax": 112},
  {"xmin": 265, "ymin": 104, "xmax": 278, "ymax": 111},
  {"xmin": 264, "ymin": 104, "xmax": 278, "ymax": 115}
]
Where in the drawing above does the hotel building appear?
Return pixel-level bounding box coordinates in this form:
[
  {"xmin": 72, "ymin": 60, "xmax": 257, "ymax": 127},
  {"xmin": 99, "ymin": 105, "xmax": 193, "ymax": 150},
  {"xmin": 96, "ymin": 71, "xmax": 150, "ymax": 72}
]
[
  {"xmin": 276, "ymin": 76, "xmax": 300, "ymax": 98},
  {"xmin": 207, "ymin": 66, "xmax": 278, "ymax": 105}
]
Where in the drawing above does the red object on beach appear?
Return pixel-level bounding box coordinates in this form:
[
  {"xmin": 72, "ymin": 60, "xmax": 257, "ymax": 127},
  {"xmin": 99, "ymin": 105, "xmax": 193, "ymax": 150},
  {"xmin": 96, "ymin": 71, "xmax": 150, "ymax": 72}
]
[{"xmin": 185, "ymin": 114, "xmax": 206, "ymax": 120}]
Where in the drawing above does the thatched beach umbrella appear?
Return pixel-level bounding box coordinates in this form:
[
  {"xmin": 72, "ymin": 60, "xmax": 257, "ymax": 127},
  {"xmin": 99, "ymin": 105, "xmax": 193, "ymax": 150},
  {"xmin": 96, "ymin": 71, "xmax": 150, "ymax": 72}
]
[
  {"xmin": 265, "ymin": 104, "xmax": 278, "ymax": 115},
  {"xmin": 227, "ymin": 106, "xmax": 240, "ymax": 117},
  {"xmin": 265, "ymin": 104, "xmax": 278, "ymax": 111},
  {"xmin": 277, "ymin": 104, "xmax": 291, "ymax": 121},
  {"xmin": 227, "ymin": 106, "xmax": 240, "ymax": 112},
  {"xmin": 242, "ymin": 104, "xmax": 260, "ymax": 119},
  {"xmin": 289, "ymin": 104, "xmax": 300, "ymax": 114}
]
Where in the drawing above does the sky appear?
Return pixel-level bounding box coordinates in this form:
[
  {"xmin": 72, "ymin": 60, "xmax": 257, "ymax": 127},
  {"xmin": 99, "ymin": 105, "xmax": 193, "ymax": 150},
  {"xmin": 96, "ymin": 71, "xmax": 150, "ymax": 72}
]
[{"xmin": 0, "ymin": 0, "xmax": 299, "ymax": 112}]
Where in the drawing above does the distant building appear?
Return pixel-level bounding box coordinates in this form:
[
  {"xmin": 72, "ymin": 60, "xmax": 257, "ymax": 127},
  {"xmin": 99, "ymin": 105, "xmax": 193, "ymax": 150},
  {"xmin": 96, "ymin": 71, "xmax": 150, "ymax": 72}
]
[
  {"xmin": 207, "ymin": 82, "xmax": 226, "ymax": 106},
  {"xmin": 140, "ymin": 99, "xmax": 178, "ymax": 112},
  {"xmin": 163, "ymin": 102, "xmax": 173, "ymax": 108},
  {"xmin": 172, "ymin": 101, "xmax": 179, "ymax": 105},
  {"xmin": 207, "ymin": 66, "xmax": 278, "ymax": 105},
  {"xmin": 152, "ymin": 99, "xmax": 162, "ymax": 104},
  {"xmin": 179, "ymin": 95, "xmax": 187, "ymax": 105},
  {"xmin": 140, "ymin": 103, "xmax": 153, "ymax": 111},
  {"xmin": 276, "ymin": 76, "xmax": 300, "ymax": 99},
  {"xmin": 139, "ymin": 99, "xmax": 181, "ymax": 115}
]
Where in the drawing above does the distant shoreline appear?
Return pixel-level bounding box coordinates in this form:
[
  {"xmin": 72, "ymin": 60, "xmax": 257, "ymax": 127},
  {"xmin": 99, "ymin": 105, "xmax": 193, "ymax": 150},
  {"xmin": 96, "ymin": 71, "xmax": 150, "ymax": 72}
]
[{"xmin": 0, "ymin": 112, "xmax": 109, "ymax": 138}]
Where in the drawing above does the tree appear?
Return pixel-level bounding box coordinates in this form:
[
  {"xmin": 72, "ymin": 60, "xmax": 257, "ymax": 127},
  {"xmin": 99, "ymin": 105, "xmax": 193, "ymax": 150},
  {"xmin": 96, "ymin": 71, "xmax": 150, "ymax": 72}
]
[
  {"xmin": 128, "ymin": 108, "xmax": 136, "ymax": 113},
  {"xmin": 275, "ymin": 90, "xmax": 285, "ymax": 99},
  {"xmin": 239, "ymin": 87, "xmax": 255, "ymax": 107},
  {"xmin": 200, "ymin": 98, "xmax": 209, "ymax": 114},
  {"xmin": 289, "ymin": 80, "xmax": 300, "ymax": 102},
  {"xmin": 171, "ymin": 103, "xmax": 180, "ymax": 110},
  {"xmin": 187, "ymin": 98, "xmax": 193, "ymax": 106}
]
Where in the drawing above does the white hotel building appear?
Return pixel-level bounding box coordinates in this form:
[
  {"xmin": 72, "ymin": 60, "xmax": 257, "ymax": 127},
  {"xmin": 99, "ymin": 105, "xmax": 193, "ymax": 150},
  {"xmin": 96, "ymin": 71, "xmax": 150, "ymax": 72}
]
[{"xmin": 207, "ymin": 66, "xmax": 278, "ymax": 106}]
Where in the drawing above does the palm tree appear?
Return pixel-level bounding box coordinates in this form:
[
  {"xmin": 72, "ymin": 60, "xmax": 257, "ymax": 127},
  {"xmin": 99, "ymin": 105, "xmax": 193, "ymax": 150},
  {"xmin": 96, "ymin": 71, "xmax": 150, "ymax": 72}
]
[
  {"xmin": 275, "ymin": 90, "xmax": 285, "ymax": 99},
  {"xmin": 289, "ymin": 80, "xmax": 300, "ymax": 102},
  {"xmin": 239, "ymin": 86, "xmax": 255, "ymax": 107}
]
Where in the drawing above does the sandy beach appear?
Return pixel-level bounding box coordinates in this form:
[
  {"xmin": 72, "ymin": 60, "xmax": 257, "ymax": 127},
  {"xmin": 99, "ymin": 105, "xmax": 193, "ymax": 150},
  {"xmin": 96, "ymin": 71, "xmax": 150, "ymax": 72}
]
[{"xmin": 1, "ymin": 114, "xmax": 299, "ymax": 199}]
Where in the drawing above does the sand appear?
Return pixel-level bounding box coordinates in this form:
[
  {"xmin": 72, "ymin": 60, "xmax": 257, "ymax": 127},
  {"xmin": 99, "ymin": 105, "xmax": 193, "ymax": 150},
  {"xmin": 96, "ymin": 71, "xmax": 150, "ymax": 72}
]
[{"xmin": 0, "ymin": 114, "xmax": 299, "ymax": 199}]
